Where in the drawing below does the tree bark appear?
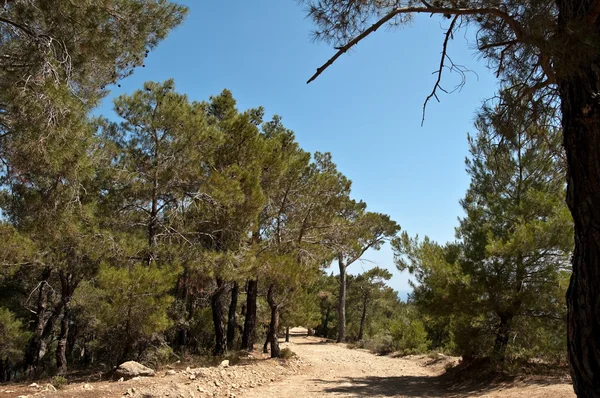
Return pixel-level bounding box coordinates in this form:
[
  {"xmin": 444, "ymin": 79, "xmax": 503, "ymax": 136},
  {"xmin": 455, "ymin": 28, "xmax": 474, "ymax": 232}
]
[
  {"xmin": 226, "ymin": 282, "xmax": 239, "ymax": 348},
  {"xmin": 323, "ymin": 306, "xmax": 330, "ymax": 338},
  {"xmin": 358, "ymin": 297, "xmax": 368, "ymax": 341},
  {"xmin": 554, "ymin": 3, "xmax": 600, "ymax": 396},
  {"xmin": 211, "ymin": 279, "xmax": 228, "ymax": 356},
  {"xmin": 241, "ymin": 279, "xmax": 258, "ymax": 351},
  {"xmin": 55, "ymin": 305, "xmax": 70, "ymax": 375},
  {"xmin": 267, "ymin": 284, "xmax": 280, "ymax": 358},
  {"xmin": 337, "ymin": 258, "xmax": 347, "ymax": 343},
  {"xmin": 263, "ymin": 324, "xmax": 270, "ymax": 354},
  {"xmin": 285, "ymin": 326, "xmax": 290, "ymax": 343},
  {"xmin": 557, "ymin": 65, "xmax": 600, "ymax": 396},
  {"xmin": 55, "ymin": 271, "xmax": 78, "ymax": 375},
  {"xmin": 492, "ymin": 314, "xmax": 513, "ymax": 362},
  {"xmin": 24, "ymin": 267, "xmax": 60, "ymax": 377}
]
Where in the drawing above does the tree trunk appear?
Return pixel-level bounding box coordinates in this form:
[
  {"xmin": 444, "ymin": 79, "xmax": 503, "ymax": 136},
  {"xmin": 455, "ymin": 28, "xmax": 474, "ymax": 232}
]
[
  {"xmin": 263, "ymin": 324, "xmax": 270, "ymax": 354},
  {"xmin": 227, "ymin": 282, "xmax": 239, "ymax": 348},
  {"xmin": 24, "ymin": 267, "xmax": 59, "ymax": 377},
  {"xmin": 493, "ymin": 314, "xmax": 513, "ymax": 362},
  {"xmin": 555, "ymin": 4, "xmax": 600, "ymax": 396},
  {"xmin": 323, "ymin": 306, "xmax": 330, "ymax": 338},
  {"xmin": 211, "ymin": 279, "xmax": 228, "ymax": 356},
  {"xmin": 55, "ymin": 305, "xmax": 70, "ymax": 374},
  {"xmin": 241, "ymin": 279, "xmax": 258, "ymax": 351},
  {"xmin": 267, "ymin": 284, "xmax": 280, "ymax": 358},
  {"xmin": 55, "ymin": 271, "xmax": 78, "ymax": 375},
  {"xmin": 285, "ymin": 326, "xmax": 290, "ymax": 343},
  {"xmin": 337, "ymin": 258, "xmax": 347, "ymax": 343},
  {"xmin": 358, "ymin": 297, "xmax": 368, "ymax": 341}
]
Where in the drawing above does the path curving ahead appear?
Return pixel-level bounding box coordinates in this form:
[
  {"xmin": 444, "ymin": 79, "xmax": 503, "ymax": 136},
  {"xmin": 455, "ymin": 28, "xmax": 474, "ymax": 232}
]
[{"xmin": 242, "ymin": 329, "xmax": 574, "ymax": 398}]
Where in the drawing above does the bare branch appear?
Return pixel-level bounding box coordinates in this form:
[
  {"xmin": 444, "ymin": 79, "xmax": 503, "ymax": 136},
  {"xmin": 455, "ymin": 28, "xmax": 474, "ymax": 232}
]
[
  {"xmin": 307, "ymin": 5, "xmax": 532, "ymax": 84},
  {"xmin": 422, "ymin": 15, "xmax": 459, "ymax": 126}
]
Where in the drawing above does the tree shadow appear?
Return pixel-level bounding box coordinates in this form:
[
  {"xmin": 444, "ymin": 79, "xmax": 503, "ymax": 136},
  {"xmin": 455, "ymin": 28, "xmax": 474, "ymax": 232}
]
[
  {"xmin": 292, "ymin": 339, "xmax": 330, "ymax": 345},
  {"xmin": 312, "ymin": 372, "xmax": 566, "ymax": 397},
  {"xmin": 312, "ymin": 375, "xmax": 447, "ymax": 397}
]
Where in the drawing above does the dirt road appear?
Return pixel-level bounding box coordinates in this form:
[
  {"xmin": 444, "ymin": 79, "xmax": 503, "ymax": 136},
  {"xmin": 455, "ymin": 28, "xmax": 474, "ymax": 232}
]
[
  {"xmin": 0, "ymin": 329, "xmax": 574, "ymax": 398},
  {"xmin": 244, "ymin": 330, "xmax": 575, "ymax": 398}
]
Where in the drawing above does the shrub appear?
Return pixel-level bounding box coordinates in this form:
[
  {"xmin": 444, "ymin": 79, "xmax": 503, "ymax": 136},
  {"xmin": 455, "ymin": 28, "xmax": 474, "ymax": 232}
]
[
  {"xmin": 52, "ymin": 375, "xmax": 68, "ymax": 389},
  {"xmin": 279, "ymin": 348, "xmax": 296, "ymax": 359},
  {"xmin": 0, "ymin": 307, "xmax": 30, "ymax": 365},
  {"xmin": 389, "ymin": 315, "xmax": 429, "ymax": 354}
]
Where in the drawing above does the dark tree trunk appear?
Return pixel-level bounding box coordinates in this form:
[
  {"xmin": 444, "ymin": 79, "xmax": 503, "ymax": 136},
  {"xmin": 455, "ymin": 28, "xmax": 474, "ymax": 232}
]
[
  {"xmin": 66, "ymin": 317, "xmax": 78, "ymax": 363},
  {"xmin": 55, "ymin": 305, "xmax": 70, "ymax": 374},
  {"xmin": 285, "ymin": 326, "xmax": 290, "ymax": 343},
  {"xmin": 323, "ymin": 306, "xmax": 330, "ymax": 338},
  {"xmin": 559, "ymin": 72, "xmax": 600, "ymax": 396},
  {"xmin": 267, "ymin": 284, "xmax": 280, "ymax": 358},
  {"xmin": 337, "ymin": 258, "xmax": 347, "ymax": 343},
  {"xmin": 211, "ymin": 279, "xmax": 228, "ymax": 356},
  {"xmin": 241, "ymin": 279, "xmax": 258, "ymax": 351},
  {"xmin": 25, "ymin": 267, "xmax": 60, "ymax": 377},
  {"xmin": 263, "ymin": 325, "xmax": 270, "ymax": 354},
  {"xmin": 227, "ymin": 282, "xmax": 239, "ymax": 348},
  {"xmin": 357, "ymin": 297, "xmax": 368, "ymax": 341},
  {"xmin": 555, "ymin": 3, "xmax": 600, "ymax": 396},
  {"xmin": 492, "ymin": 314, "xmax": 513, "ymax": 362},
  {"xmin": 55, "ymin": 271, "xmax": 78, "ymax": 375}
]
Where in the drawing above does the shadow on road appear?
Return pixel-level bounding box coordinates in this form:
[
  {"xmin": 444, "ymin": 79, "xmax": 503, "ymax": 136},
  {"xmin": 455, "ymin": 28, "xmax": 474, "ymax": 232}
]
[{"xmin": 312, "ymin": 373, "xmax": 563, "ymax": 397}]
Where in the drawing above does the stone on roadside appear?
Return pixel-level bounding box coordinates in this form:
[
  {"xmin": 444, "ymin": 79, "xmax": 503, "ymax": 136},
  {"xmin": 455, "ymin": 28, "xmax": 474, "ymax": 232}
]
[
  {"xmin": 220, "ymin": 359, "xmax": 230, "ymax": 368},
  {"xmin": 115, "ymin": 361, "xmax": 155, "ymax": 380}
]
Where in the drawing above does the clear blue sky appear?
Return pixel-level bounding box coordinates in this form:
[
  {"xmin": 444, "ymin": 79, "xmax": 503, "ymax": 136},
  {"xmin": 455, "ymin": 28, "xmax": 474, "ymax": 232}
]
[{"xmin": 97, "ymin": 1, "xmax": 499, "ymax": 298}]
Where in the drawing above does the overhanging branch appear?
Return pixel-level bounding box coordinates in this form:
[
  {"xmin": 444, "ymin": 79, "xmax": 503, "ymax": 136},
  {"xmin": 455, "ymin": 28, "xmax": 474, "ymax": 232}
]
[
  {"xmin": 422, "ymin": 14, "xmax": 459, "ymax": 126},
  {"xmin": 307, "ymin": 5, "xmax": 531, "ymax": 84}
]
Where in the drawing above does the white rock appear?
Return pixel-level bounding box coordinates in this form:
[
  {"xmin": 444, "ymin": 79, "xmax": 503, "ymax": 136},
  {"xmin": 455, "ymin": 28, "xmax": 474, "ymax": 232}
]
[
  {"xmin": 115, "ymin": 361, "xmax": 155, "ymax": 379},
  {"xmin": 219, "ymin": 359, "xmax": 230, "ymax": 368},
  {"xmin": 44, "ymin": 384, "xmax": 57, "ymax": 391}
]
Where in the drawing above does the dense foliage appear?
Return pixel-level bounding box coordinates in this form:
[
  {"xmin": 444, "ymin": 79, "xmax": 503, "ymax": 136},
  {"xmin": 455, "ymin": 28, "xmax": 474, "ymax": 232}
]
[{"xmin": 0, "ymin": 1, "xmax": 582, "ymax": 392}]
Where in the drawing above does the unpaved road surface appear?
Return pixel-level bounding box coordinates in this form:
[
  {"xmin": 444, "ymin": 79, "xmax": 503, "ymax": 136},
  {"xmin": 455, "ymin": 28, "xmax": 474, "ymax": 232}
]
[
  {"xmin": 246, "ymin": 331, "xmax": 575, "ymax": 398},
  {"xmin": 0, "ymin": 330, "xmax": 574, "ymax": 397}
]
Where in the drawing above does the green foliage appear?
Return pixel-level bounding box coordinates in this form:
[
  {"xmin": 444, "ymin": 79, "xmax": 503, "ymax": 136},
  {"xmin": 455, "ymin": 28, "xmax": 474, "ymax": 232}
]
[
  {"xmin": 393, "ymin": 110, "xmax": 572, "ymax": 362},
  {"xmin": 388, "ymin": 307, "xmax": 429, "ymax": 354},
  {"xmin": 279, "ymin": 348, "xmax": 296, "ymax": 359},
  {"xmin": 51, "ymin": 375, "xmax": 67, "ymax": 390},
  {"xmin": 0, "ymin": 307, "xmax": 30, "ymax": 364},
  {"xmin": 79, "ymin": 264, "xmax": 178, "ymax": 363}
]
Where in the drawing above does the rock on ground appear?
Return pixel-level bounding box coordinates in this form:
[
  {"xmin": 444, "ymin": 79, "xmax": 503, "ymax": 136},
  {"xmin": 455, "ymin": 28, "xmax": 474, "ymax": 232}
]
[{"xmin": 115, "ymin": 361, "xmax": 155, "ymax": 379}]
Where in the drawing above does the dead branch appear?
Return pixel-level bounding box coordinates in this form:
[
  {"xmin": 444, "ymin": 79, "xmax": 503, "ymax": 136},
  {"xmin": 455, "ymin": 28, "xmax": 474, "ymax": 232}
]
[
  {"xmin": 307, "ymin": 5, "xmax": 532, "ymax": 84},
  {"xmin": 422, "ymin": 15, "xmax": 459, "ymax": 126}
]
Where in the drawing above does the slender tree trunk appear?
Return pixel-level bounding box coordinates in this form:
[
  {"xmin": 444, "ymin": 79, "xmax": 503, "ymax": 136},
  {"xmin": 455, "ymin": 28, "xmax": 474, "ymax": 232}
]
[
  {"xmin": 263, "ymin": 325, "xmax": 270, "ymax": 354},
  {"xmin": 493, "ymin": 314, "xmax": 513, "ymax": 361},
  {"xmin": 227, "ymin": 282, "xmax": 239, "ymax": 348},
  {"xmin": 55, "ymin": 272, "xmax": 78, "ymax": 375},
  {"xmin": 241, "ymin": 279, "xmax": 258, "ymax": 351},
  {"xmin": 358, "ymin": 297, "xmax": 368, "ymax": 341},
  {"xmin": 211, "ymin": 279, "xmax": 228, "ymax": 356},
  {"xmin": 267, "ymin": 284, "xmax": 280, "ymax": 358},
  {"xmin": 25, "ymin": 267, "xmax": 60, "ymax": 377},
  {"xmin": 323, "ymin": 306, "xmax": 330, "ymax": 338},
  {"xmin": 55, "ymin": 305, "xmax": 70, "ymax": 374},
  {"xmin": 337, "ymin": 258, "xmax": 347, "ymax": 343},
  {"xmin": 285, "ymin": 326, "xmax": 290, "ymax": 343}
]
